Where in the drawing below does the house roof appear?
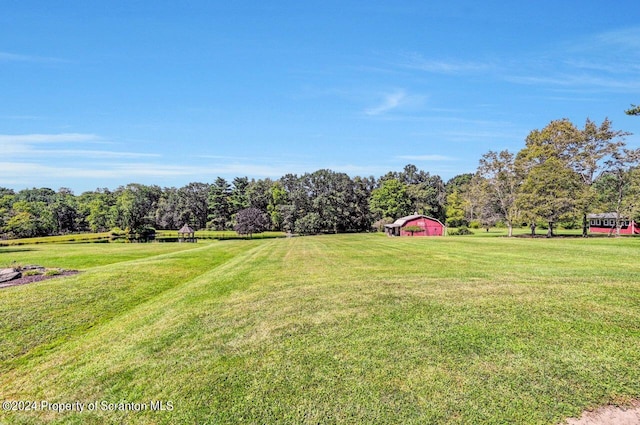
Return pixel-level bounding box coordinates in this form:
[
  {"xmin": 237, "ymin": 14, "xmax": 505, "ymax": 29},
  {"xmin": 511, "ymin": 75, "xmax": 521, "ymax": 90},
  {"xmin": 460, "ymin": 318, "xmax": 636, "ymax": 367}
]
[
  {"xmin": 384, "ymin": 214, "xmax": 444, "ymax": 228},
  {"xmin": 587, "ymin": 213, "xmax": 627, "ymax": 219},
  {"xmin": 178, "ymin": 224, "xmax": 195, "ymax": 234}
]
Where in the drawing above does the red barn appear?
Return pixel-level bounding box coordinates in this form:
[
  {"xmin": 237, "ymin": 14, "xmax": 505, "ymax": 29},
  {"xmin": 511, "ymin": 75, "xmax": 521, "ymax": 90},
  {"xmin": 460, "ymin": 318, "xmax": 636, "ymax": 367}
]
[
  {"xmin": 588, "ymin": 213, "xmax": 640, "ymax": 235},
  {"xmin": 384, "ymin": 214, "xmax": 445, "ymax": 236}
]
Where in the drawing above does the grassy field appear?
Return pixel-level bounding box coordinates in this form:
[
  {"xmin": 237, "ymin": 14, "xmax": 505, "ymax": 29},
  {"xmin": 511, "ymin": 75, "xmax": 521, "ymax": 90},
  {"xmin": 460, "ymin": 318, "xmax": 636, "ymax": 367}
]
[
  {"xmin": 1, "ymin": 233, "xmax": 639, "ymax": 424},
  {"xmin": 0, "ymin": 230, "xmax": 286, "ymax": 246}
]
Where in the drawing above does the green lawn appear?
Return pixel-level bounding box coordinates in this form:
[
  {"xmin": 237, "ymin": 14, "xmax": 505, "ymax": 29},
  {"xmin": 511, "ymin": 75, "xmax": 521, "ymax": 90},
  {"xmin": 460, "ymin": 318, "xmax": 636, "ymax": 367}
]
[{"xmin": 1, "ymin": 234, "xmax": 639, "ymax": 424}]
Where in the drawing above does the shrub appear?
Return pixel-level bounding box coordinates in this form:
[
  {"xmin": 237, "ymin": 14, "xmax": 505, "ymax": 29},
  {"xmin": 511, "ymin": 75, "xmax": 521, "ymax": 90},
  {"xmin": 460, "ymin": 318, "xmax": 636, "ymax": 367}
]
[
  {"xmin": 110, "ymin": 227, "xmax": 125, "ymax": 236},
  {"xmin": 373, "ymin": 217, "xmax": 394, "ymax": 232},
  {"xmin": 449, "ymin": 227, "xmax": 474, "ymax": 236},
  {"xmin": 403, "ymin": 225, "xmax": 424, "ymax": 236}
]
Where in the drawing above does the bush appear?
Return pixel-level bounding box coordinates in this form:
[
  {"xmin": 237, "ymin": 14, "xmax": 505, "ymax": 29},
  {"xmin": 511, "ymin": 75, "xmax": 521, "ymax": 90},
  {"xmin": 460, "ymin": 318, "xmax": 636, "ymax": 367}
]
[
  {"xmin": 446, "ymin": 218, "xmax": 468, "ymax": 228},
  {"xmin": 449, "ymin": 227, "xmax": 474, "ymax": 236},
  {"xmin": 110, "ymin": 227, "xmax": 125, "ymax": 236},
  {"xmin": 469, "ymin": 220, "xmax": 481, "ymax": 229},
  {"xmin": 536, "ymin": 220, "xmax": 549, "ymax": 230},
  {"xmin": 558, "ymin": 218, "xmax": 579, "ymax": 229},
  {"xmin": 373, "ymin": 217, "xmax": 394, "ymax": 232},
  {"xmin": 137, "ymin": 226, "xmax": 156, "ymax": 238}
]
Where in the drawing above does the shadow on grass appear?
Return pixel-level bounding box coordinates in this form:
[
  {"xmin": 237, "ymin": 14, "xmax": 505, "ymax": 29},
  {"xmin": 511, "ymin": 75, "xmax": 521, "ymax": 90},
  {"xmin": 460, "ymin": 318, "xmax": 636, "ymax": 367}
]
[{"xmin": 0, "ymin": 248, "xmax": 36, "ymax": 254}]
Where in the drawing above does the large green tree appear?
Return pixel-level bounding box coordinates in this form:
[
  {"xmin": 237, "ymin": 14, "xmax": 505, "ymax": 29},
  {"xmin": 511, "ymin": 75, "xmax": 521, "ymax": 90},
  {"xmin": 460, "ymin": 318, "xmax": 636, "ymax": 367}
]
[
  {"xmin": 445, "ymin": 189, "xmax": 467, "ymax": 227},
  {"xmin": 229, "ymin": 177, "xmax": 250, "ymax": 216},
  {"xmin": 350, "ymin": 176, "xmax": 375, "ymax": 232},
  {"xmin": 400, "ymin": 164, "xmax": 446, "ymax": 222},
  {"xmin": 595, "ymin": 148, "xmax": 640, "ymax": 236},
  {"xmin": 207, "ymin": 177, "xmax": 232, "ymax": 230},
  {"xmin": 370, "ymin": 179, "xmax": 412, "ymax": 221},
  {"xmin": 51, "ymin": 188, "xmax": 81, "ymax": 234},
  {"xmin": 113, "ymin": 184, "xmax": 161, "ymax": 232},
  {"xmin": 267, "ymin": 181, "xmax": 286, "ymax": 231},
  {"xmin": 476, "ymin": 150, "xmax": 521, "ymax": 236},
  {"xmin": 517, "ymin": 157, "xmax": 581, "ymax": 237},
  {"xmin": 515, "ymin": 118, "xmax": 629, "ymax": 236},
  {"xmin": 4, "ymin": 200, "xmax": 54, "ymax": 238},
  {"xmin": 155, "ymin": 187, "xmax": 182, "ymax": 230},
  {"xmin": 567, "ymin": 118, "xmax": 629, "ymax": 236},
  {"xmin": 179, "ymin": 182, "xmax": 211, "ymax": 229},
  {"xmin": 81, "ymin": 189, "xmax": 116, "ymax": 232}
]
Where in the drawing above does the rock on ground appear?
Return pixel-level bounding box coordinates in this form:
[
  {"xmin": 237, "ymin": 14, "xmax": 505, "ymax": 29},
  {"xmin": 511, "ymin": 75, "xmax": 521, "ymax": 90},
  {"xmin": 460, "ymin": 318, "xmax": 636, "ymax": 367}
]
[{"xmin": 0, "ymin": 268, "xmax": 21, "ymax": 283}]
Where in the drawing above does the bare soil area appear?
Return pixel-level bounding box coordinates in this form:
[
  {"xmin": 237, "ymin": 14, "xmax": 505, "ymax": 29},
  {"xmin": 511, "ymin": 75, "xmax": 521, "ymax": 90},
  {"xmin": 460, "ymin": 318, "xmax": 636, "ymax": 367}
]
[
  {"xmin": 564, "ymin": 401, "xmax": 640, "ymax": 425},
  {"xmin": 0, "ymin": 270, "xmax": 79, "ymax": 289}
]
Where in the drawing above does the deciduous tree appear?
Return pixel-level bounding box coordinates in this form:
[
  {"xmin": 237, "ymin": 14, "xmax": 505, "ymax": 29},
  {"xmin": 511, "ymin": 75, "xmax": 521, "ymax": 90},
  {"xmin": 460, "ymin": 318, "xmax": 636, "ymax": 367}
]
[
  {"xmin": 568, "ymin": 118, "xmax": 629, "ymax": 236},
  {"xmin": 517, "ymin": 157, "xmax": 581, "ymax": 237},
  {"xmin": 596, "ymin": 148, "xmax": 640, "ymax": 236},
  {"xmin": 179, "ymin": 182, "xmax": 211, "ymax": 229},
  {"xmin": 234, "ymin": 207, "xmax": 268, "ymax": 238},
  {"xmin": 476, "ymin": 150, "xmax": 521, "ymax": 236},
  {"xmin": 370, "ymin": 179, "xmax": 412, "ymax": 220}
]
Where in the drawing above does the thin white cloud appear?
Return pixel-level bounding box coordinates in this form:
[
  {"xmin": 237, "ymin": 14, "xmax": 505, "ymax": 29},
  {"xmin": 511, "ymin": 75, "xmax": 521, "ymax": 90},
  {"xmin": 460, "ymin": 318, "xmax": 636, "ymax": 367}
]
[
  {"xmin": 0, "ymin": 51, "xmax": 65, "ymax": 63},
  {"xmin": 0, "ymin": 133, "xmax": 100, "ymax": 144},
  {"xmin": 365, "ymin": 90, "xmax": 407, "ymax": 115},
  {"xmin": 0, "ymin": 115, "xmax": 44, "ymax": 121},
  {"xmin": 589, "ymin": 27, "xmax": 640, "ymax": 52},
  {"xmin": 0, "ymin": 158, "xmax": 414, "ymax": 190},
  {"xmin": 196, "ymin": 154, "xmax": 256, "ymax": 161},
  {"xmin": 401, "ymin": 53, "xmax": 493, "ymax": 74},
  {"xmin": 396, "ymin": 155, "xmax": 455, "ymax": 161},
  {"xmin": 0, "ymin": 161, "xmax": 296, "ymax": 182},
  {"xmin": 505, "ymin": 73, "xmax": 640, "ymax": 92},
  {"xmin": 0, "ymin": 52, "xmax": 37, "ymax": 61},
  {"xmin": 564, "ymin": 59, "xmax": 640, "ymax": 75},
  {"xmin": 32, "ymin": 150, "xmax": 160, "ymax": 159},
  {"xmin": 504, "ymin": 26, "xmax": 640, "ymax": 93}
]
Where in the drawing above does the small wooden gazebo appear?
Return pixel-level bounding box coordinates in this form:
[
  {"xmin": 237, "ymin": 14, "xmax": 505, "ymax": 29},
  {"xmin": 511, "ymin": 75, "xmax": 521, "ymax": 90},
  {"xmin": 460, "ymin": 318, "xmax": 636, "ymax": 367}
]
[{"xmin": 178, "ymin": 224, "xmax": 196, "ymax": 243}]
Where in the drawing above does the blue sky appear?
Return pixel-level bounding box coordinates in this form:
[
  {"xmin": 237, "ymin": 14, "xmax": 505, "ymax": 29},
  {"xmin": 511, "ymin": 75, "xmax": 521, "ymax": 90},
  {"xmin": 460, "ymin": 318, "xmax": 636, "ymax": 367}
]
[{"xmin": 2, "ymin": 1, "xmax": 640, "ymax": 193}]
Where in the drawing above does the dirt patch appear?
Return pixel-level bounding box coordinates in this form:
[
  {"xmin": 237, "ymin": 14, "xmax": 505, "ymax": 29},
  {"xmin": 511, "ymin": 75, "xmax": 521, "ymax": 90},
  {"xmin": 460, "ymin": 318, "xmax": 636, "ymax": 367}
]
[
  {"xmin": 0, "ymin": 270, "xmax": 79, "ymax": 289},
  {"xmin": 564, "ymin": 401, "xmax": 640, "ymax": 425}
]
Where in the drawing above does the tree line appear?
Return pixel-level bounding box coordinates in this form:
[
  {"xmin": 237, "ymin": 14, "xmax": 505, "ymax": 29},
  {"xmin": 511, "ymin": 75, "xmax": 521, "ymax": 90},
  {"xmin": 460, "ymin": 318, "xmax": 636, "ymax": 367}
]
[{"xmin": 1, "ymin": 117, "xmax": 638, "ymax": 239}]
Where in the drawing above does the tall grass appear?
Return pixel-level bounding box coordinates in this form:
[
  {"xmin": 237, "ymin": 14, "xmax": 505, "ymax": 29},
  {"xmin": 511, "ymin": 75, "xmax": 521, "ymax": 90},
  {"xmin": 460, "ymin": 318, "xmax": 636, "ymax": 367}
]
[{"xmin": 1, "ymin": 234, "xmax": 639, "ymax": 424}]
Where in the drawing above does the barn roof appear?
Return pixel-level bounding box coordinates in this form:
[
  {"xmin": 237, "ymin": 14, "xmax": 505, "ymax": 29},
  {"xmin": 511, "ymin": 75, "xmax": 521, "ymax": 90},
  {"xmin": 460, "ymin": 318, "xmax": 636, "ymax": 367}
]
[
  {"xmin": 587, "ymin": 213, "xmax": 626, "ymax": 219},
  {"xmin": 178, "ymin": 224, "xmax": 195, "ymax": 234},
  {"xmin": 384, "ymin": 214, "xmax": 444, "ymax": 228}
]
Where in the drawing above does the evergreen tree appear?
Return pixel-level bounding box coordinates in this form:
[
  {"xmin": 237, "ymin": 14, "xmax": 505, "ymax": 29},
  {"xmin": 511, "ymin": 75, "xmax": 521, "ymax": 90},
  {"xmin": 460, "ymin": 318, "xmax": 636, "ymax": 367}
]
[{"xmin": 207, "ymin": 177, "xmax": 232, "ymax": 230}]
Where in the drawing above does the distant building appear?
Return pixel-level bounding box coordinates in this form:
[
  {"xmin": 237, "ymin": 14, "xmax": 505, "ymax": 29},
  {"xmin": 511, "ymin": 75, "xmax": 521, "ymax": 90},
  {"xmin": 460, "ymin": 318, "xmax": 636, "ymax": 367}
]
[
  {"xmin": 587, "ymin": 213, "xmax": 640, "ymax": 235},
  {"xmin": 178, "ymin": 224, "xmax": 197, "ymax": 242},
  {"xmin": 384, "ymin": 214, "xmax": 445, "ymax": 237}
]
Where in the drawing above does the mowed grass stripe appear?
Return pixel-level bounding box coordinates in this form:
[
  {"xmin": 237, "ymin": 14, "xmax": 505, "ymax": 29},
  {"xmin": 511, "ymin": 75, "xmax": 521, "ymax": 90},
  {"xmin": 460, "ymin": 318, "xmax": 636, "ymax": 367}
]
[
  {"xmin": 0, "ymin": 240, "xmax": 260, "ymax": 368},
  {"xmin": 0, "ymin": 241, "xmax": 202, "ymax": 270},
  {"xmin": 1, "ymin": 239, "xmax": 288, "ymax": 424},
  {"xmin": 1, "ymin": 234, "xmax": 639, "ymax": 424}
]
